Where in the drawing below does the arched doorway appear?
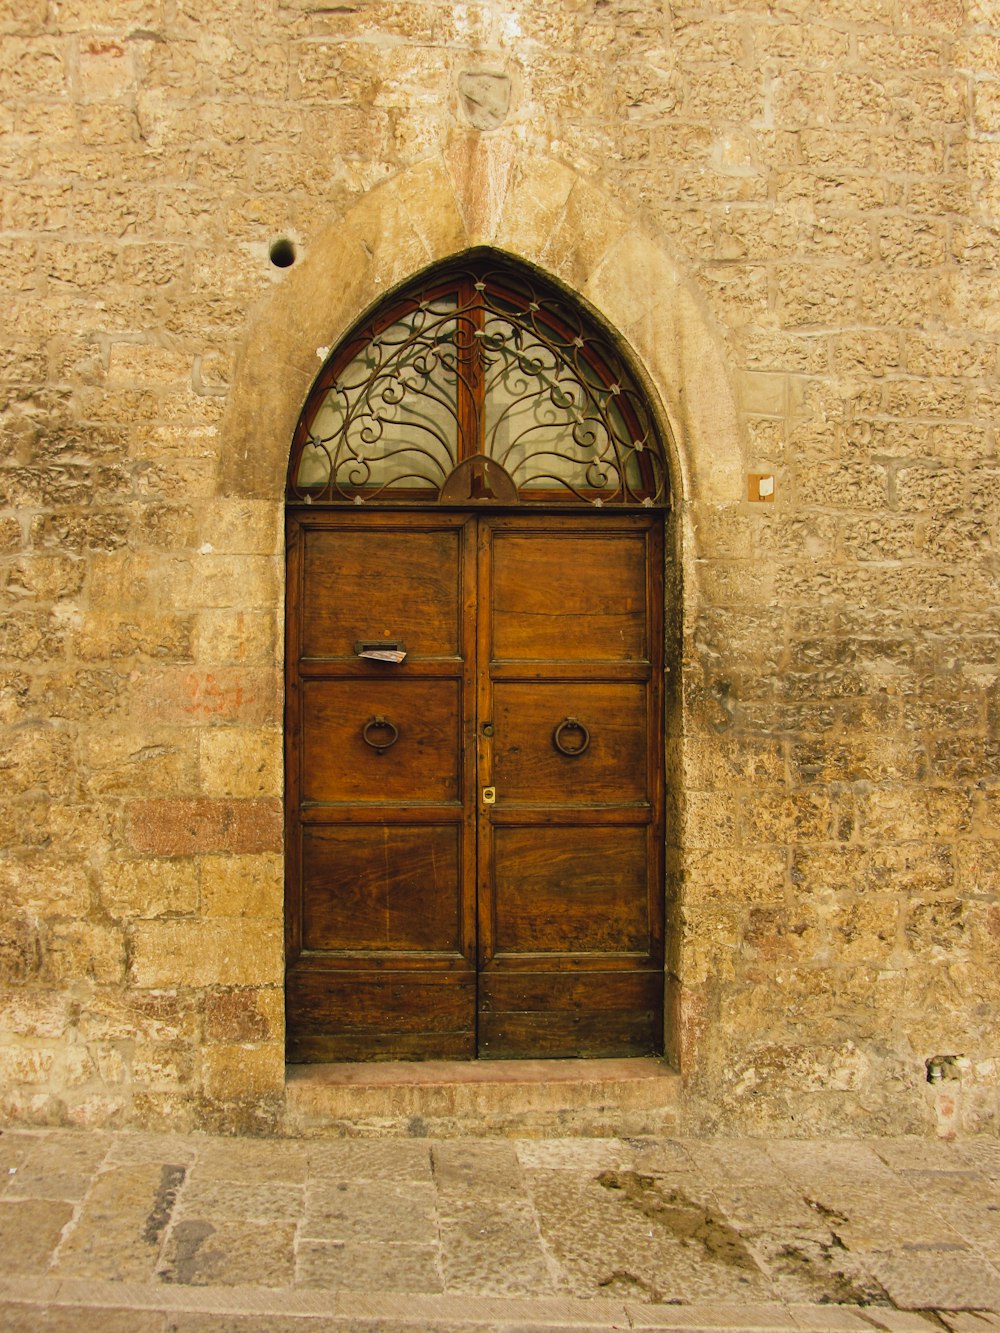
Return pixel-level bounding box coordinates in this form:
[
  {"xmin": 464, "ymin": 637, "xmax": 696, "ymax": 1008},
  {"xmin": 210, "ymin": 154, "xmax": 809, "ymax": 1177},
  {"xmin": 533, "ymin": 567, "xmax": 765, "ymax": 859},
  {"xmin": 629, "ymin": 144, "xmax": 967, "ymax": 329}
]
[{"xmin": 284, "ymin": 254, "xmax": 670, "ymax": 1062}]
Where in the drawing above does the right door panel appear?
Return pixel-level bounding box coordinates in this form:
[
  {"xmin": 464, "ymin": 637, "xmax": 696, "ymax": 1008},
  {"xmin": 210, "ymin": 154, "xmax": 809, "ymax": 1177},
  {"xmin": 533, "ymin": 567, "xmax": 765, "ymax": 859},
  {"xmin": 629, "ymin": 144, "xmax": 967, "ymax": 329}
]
[{"xmin": 476, "ymin": 515, "xmax": 664, "ymax": 1058}]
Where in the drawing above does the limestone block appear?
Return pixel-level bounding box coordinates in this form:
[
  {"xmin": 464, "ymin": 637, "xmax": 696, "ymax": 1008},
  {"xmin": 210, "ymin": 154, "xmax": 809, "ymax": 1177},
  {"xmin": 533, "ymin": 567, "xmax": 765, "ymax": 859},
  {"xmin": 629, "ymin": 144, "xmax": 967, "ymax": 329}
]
[
  {"xmin": 130, "ymin": 666, "xmax": 280, "ymax": 729},
  {"xmin": 32, "ymin": 667, "xmax": 127, "ymax": 724},
  {"xmin": 795, "ymin": 461, "xmax": 887, "ymax": 510},
  {"xmin": 904, "ymin": 898, "xmax": 970, "ymax": 957},
  {"xmin": 743, "ymin": 791, "xmax": 834, "ymax": 845},
  {"xmin": 0, "ymin": 36, "xmax": 66, "ymax": 95},
  {"xmin": 858, "ymin": 32, "xmax": 952, "ymax": 72},
  {"xmin": 204, "ymin": 987, "xmax": 283, "ymax": 1042},
  {"xmin": 192, "ymin": 609, "xmax": 278, "ymax": 665},
  {"xmin": 138, "ymin": 422, "xmax": 219, "ymax": 463},
  {"xmin": 0, "ymin": 1044, "xmax": 57, "ymax": 1086},
  {"xmin": 202, "ymin": 1041, "xmax": 285, "ymax": 1099},
  {"xmin": 125, "ymin": 797, "xmax": 283, "ymax": 857},
  {"xmin": 683, "ymin": 790, "xmax": 740, "ymax": 849},
  {"xmin": 128, "ymin": 919, "xmax": 282, "ymax": 987},
  {"xmin": 78, "ymin": 102, "xmax": 142, "ymax": 147},
  {"xmin": 676, "ymin": 906, "xmax": 741, "ymax": 985},
  {"xmin": 78, "ymin": 987, "xmax": 200, "ymax": 1042},
  {"xmin": 0, "ymin": 0, "xmax": 48, "ymax": 33},
  {"xmin": 200, "ymin": 853, "xmax": 283, "ymax": 919},
  {"xmin": 733, "ymin": 1040, "xmax": 872, "ymax": 1096},
  {"xmin": 828, "ymin": 900, "xmax": 900, "ymax": 965},
  {"xmin": 0, "ymin": 989, "xmax": 72, "ymax": 1038},
  {"xmin": 292, "ymin": 38, "xmax": 382, "ymax": 105},
  {"xmin": 686, "ymin": 65, "xmax": 762, "ymax": 122},
  {"xmin": 75, "ymin": 614, "xmax": 194, "ymax": 665},
  {"xmin": 0, "ymin": 856, "xmax": 91, "ymax": 916},
  {"xmin": 200, "ymin": 500, "xmax": 281, "ymax": 556},
  {"xmin": 833, "ymin": 332, "xmax": 899, "ymax": 379},
  {"xmin": 684, "ymin": 736, "xmax": 786, "ymax": 790},
  {"xmin": 863, "ymin": 788, "xmax": 972, "ymax": 843},
  {"xmin": 44, "ymin": 922, "xmax": 126, "ymax": 985},
  {"xmin": 957, "ymin": 840, "xmax": 1000, "ymax": 895},
  {"xmin": 31, "ymin": 510, "xmax": 130, "ymax": 553},
  {"xmin": 0, "ymin": 912, "xmax": 41, "ymax": 982},
  {"xmin": 758, "ymin": 22, "xmax": 850, "ymax": 63},
  {"xmin": 743, "ymin": 904, "xmax": 823, "ymax": 964},
  {"xmin": 131, "ymin": 1040, "xmax": 196, "ymax": 1092},
  {"xmin": 0, "ymin": 670, "xmax": 30, "ymax": 725},
  {"xmin": 683, "ymin": 846, "xmax": 788, "ymax": 905},
  {"xmin": 803, "ymin": 215, "xmax": 874, "ymax": 261},
  {"xmin": 56, "ymin": 0, "xmax": 161, "ymax": 26},
  {"xmin": 101, "ymin": 858, "xmax": 200, "ymax": 920},
  {"xmin": 198, "ymin": 727, "xmax": 282, "ymax": 799},
  {"xmin": 949, "ymin": 221, "xmax": 997, "ymax": 270},
  {"xmin": 1, "ymin": 725, "xmax": 77, "ymax": 797},
  {"xmin": 134, "ymin": 503, "xmax": 198, "ymax": 551},
  {"xmin": 766, "ymin": 71, "xmax": 830, "ymax": 133},
  {"xmin": 43, "ymin": 240, "xmax": 119, "ymax": 289},
  {"xmin": 695, "ymin": 605, "xmax": 786, "ymax": 671},
  {"xmin": 921, "ymin": 516, "xmax": 992, "ymax": 563},
  {"xmin": 975, "ymin": 788, "xmax": 1000, "ymax": 838},
  {"xmin": 892, "ymin": 464, "xmax": 964, "ymax": 513},
  {"xmin": 892, "ymin": 74, "xmax": 969, "ymax": 128},
  {"xmin": 879, "ymin": 217, "xmax": 949, "ymax": 267}
]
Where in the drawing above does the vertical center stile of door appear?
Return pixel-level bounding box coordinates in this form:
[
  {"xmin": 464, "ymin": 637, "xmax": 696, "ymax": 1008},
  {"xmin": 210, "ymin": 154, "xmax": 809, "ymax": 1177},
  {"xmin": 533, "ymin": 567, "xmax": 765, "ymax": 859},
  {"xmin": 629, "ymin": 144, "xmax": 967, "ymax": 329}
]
[{"xmin": 474, "ymin": 516, "xmax": 491, "ymax": 992}]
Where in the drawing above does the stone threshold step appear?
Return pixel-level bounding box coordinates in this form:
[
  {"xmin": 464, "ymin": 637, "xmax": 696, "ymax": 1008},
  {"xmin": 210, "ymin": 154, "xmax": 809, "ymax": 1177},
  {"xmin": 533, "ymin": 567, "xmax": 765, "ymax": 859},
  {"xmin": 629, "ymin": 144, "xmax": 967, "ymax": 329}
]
[{"xmin": 283, "ymin": 1056, "xmax": 680, "ymax": 1138}]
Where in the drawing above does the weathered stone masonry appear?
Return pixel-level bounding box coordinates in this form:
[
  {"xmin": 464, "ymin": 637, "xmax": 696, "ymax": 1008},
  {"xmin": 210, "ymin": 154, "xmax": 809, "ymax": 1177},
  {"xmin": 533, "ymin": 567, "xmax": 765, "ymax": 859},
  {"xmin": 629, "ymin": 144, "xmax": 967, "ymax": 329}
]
[{"xmin": 0, "ymin": 0, "xmax": 997, "ymax": 1135}]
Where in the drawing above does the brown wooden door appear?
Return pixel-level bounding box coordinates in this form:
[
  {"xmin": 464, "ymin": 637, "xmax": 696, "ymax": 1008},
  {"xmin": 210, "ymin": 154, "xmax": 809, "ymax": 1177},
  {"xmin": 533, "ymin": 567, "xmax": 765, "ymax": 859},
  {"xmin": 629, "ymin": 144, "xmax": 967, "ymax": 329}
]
[{"xmin": 285, "ymin": 509, "xmax": 663, "ymax": 1062}]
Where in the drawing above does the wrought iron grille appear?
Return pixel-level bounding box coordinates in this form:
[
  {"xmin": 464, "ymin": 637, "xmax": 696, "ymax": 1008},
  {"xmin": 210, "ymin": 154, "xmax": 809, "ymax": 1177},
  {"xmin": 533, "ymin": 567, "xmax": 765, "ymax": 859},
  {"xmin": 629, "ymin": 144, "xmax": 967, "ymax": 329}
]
[{"xmin": 287, "ymin": 257, "xmax": 668, "ymax": 507}]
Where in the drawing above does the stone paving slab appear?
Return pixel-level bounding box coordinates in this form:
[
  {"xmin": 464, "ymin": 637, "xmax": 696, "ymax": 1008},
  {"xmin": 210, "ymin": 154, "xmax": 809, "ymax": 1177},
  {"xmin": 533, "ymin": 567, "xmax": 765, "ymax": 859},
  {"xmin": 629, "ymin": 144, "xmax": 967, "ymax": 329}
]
[{"xmin": 0, "ymin": 1129, "xmax": 997, "ymax": 1330}]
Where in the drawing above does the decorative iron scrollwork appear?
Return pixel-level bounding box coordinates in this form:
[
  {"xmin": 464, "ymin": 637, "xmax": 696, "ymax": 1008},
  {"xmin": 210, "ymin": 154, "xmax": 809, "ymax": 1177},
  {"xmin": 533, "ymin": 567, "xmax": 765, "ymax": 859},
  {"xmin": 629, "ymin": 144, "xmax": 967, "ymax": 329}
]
[{"xmin": 288, "ymin": 257, "xmax": 668, "ymax": 508}]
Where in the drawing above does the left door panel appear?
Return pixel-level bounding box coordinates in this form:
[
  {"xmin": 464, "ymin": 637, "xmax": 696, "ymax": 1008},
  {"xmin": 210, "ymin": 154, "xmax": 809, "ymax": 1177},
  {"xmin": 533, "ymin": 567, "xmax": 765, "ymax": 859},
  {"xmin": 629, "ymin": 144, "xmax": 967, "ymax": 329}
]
[{"xmin": 285, "ymin": 511, "xmax": 477, "ymax": 1061}]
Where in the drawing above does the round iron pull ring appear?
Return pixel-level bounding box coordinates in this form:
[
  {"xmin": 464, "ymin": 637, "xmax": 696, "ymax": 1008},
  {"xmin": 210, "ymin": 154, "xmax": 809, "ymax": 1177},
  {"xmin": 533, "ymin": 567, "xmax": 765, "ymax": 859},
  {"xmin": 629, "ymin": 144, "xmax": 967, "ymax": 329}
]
[
  {"xmin": 553, "ymin": 717, "xmax": 590, "ymax": 757},
  {"xmin": 362, "ymin": 715, "xmax": 399, "ymax": 754}
]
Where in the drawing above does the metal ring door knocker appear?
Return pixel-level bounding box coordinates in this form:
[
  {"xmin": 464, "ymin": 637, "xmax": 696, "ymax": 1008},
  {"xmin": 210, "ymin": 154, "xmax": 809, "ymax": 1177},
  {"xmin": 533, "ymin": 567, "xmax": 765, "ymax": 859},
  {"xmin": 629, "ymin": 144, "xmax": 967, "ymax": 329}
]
[
  {"xmin": 362, "ymin": 715, "xmax": 399, "ymax": 754},
  {"xmin": 553, "ymin": 716, "xmax": 590, "ymax": 756}
]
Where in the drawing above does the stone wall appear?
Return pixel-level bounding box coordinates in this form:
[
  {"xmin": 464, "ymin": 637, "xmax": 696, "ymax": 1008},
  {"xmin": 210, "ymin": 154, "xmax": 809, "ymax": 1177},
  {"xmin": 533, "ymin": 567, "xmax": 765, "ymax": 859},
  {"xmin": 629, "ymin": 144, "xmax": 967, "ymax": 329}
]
[{"xmin": 0, "ymin": 0, "xmax": 997, "ymax": 1136}]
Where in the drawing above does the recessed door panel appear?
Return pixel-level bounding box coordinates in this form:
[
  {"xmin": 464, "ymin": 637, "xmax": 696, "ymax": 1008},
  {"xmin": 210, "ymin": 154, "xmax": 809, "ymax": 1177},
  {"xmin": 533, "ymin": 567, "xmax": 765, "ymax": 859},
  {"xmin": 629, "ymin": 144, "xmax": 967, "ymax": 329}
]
[
  {"xmin": 478, "ymin": 971, "xmax": 661, "ymax": 1060},
  {"xmin": 491, "ymin": 532, "xmax": 648, "ymax": 661},
  {"xmin": 491, "ymin": 683, "xmax": 648, "ymax": 805},
  {"xmin": 302, "ymin": 528, "xmax": 462, "ymax": 659},
  {"xmin": 287, "ymin": 970, "xmax": 476, "ymax": 1062},
  {"xmin": 302, "ymin": 825, "xmax": 462, "ymax": 953},
  {"xmin": 492, "ymin": 826, "xmax": 649, "ymax": 955},
  {"xmin": 302, "ymin": 679, "xmax": 461, "ymax": 804}
]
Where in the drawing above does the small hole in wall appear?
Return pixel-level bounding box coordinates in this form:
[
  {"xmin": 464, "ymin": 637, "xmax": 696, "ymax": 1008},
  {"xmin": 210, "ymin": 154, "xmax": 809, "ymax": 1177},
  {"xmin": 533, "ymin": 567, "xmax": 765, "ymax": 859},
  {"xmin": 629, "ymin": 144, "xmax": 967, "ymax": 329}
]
[{"xmin": 269, "ymin": 237, "xmax": 297, "ymax": 269}]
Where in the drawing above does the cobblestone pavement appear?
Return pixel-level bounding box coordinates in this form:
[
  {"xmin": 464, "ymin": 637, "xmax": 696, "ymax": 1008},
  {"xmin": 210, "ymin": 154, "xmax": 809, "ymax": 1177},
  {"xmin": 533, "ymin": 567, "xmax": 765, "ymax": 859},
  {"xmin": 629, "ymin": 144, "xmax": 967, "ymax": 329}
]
[{"xmin": 1, "ymin": 1129, "xmax": 999, "ymax": 1331}]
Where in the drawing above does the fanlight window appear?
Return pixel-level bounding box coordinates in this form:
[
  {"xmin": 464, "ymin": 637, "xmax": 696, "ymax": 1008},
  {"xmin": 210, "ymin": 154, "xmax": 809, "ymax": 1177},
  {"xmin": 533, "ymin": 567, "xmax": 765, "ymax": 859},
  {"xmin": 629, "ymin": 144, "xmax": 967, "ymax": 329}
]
[{"xmin": 287, "ymin": 257, "xmax": 668, "ymax": 507}]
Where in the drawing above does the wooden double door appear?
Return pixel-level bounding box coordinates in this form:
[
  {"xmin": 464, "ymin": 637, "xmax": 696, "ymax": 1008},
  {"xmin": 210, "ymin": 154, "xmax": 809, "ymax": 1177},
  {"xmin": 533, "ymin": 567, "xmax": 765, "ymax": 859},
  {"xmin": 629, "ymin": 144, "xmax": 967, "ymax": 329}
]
[{"xmin": 285, "ymin": 509, "xmax": 664, "ymax": 1062}]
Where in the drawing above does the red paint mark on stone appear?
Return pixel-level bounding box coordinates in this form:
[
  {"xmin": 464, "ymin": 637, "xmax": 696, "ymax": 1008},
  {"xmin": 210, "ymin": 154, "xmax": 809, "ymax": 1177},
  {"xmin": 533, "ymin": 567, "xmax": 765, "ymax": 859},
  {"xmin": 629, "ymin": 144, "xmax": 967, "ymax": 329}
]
[
  {"xmin": 85, "ymin": 40, "xmax": 125, "ymax": 56},
  {"xmin": 126, "ymin": 799, "xmax": 282, "ymax": 856},
  {"xmin": 182, "ymin": 671, "xmax": 250, "ymax": 717}
]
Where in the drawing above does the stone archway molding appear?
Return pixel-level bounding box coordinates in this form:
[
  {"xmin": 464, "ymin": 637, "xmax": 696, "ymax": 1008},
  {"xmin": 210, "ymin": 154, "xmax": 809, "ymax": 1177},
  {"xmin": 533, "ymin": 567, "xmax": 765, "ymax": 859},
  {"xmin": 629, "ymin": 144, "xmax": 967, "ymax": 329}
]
[{"xmin": 219, "ymin": 143, "xmax": 745, "ymax": 513}]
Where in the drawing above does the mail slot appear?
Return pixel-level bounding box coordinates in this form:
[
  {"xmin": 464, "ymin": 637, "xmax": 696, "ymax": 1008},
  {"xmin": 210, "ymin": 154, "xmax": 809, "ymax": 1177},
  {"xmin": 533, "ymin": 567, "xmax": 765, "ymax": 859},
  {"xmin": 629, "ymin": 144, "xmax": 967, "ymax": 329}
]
[{"xmin": 354, "ymin": 640, "xmax": 407, "ymax": 664}]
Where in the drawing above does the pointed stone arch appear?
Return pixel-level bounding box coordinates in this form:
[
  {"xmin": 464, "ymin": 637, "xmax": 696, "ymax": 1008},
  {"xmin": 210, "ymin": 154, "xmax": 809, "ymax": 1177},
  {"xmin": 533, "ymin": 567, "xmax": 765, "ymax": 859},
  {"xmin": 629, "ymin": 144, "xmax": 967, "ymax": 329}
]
[
  {"xmin": 217, "ymin": 148, "xmax": 748, "ymax": 1083},
  {"xmin": 219, "ymin": 151, "xmax": 745, "ymax": 523}
]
